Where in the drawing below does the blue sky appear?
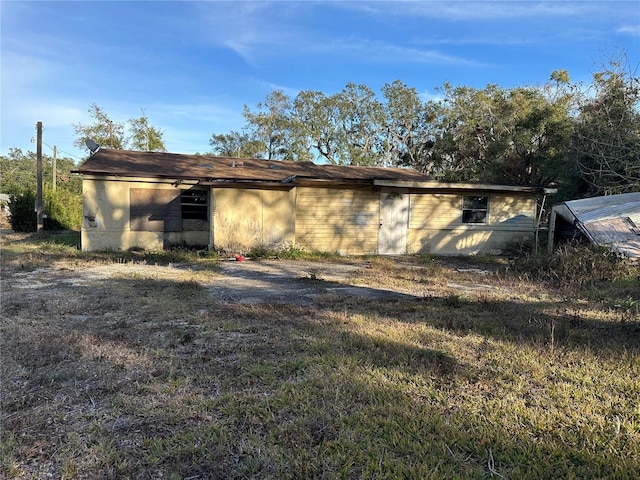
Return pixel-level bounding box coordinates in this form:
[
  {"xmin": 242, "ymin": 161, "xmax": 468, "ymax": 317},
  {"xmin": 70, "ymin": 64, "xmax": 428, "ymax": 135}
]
[{"xmin": 1, "ymin": 1, "xmax": 639, "ymax": 162}]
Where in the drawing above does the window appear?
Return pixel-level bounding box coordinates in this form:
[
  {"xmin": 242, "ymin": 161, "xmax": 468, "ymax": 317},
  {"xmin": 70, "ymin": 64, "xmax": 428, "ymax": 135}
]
[
  {"xmin": 181, "ymin": 189, "xmax": 209, "ymax": 220},
  {"xmin": 462, "ymin": 195, "xmax": 488, "ymax": 224}
]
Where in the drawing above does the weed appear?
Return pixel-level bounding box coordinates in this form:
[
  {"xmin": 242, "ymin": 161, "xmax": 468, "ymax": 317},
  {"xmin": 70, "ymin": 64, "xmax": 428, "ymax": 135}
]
[
  {"xmin": 444, "ymin": 292, "xmax": 468, "ymax": 308},
  {"xmin": 508, "ymin": 244, "xmax": 637, "ymax": 287},
  {"xmin": 248, "ymin": 243, "xmax": 310, "ymax": 260}
]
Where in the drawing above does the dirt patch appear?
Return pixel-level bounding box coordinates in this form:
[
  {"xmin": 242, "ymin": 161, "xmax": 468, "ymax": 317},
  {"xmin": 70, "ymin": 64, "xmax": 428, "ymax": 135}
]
[
  {"xmin": 5, "ymin": 258, "xmax": 420, "ymax": 308},
  {"xmin": 205, "ymin": 259, "xmax": 418, "ymax": 304}
]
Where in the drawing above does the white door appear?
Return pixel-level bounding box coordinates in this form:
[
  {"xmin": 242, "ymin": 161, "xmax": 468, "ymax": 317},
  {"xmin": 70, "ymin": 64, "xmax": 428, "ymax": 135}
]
[{"xmin": 378, "ymin": 190, "xmax": 409, "ymax": 254}]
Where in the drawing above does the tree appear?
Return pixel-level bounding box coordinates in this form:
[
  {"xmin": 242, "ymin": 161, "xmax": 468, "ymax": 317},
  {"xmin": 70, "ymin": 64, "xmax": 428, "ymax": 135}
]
[
  {"xmin": 73, "ymin": 104, "xmax": 166, "ymax": 153},
  {"xmin": 128, "ymin": 109, "xmax": 166, "ymax": 152},
  {"xmin": 204, "ymin": 52, "xmax": 637, "ymax": 199},
  {"xmin": 73, "ymin": 104, "xmax": 126, "ymax": 150},
  {"xmin": 333, "ymin": 83, "xmax": 385, "ymax": 166},
  {"xmin": 8, "ymin": 191, "xmax": 36, "ymax": 232},
  {"xmin": 1, "ymin": 148, "xmax": 80, "ymax": 196},
  {"xmin": 2, "ymin": 148, "xmax": 82, "ymax": 231},
  {"xmin": 1, "ymin": 148, "xmax": 37, "ymax": 194},
  {"xmin": 291, "ymin": 90, "xmax": 343, "ymax": 164},
  {"xmin": 243, "ymin": 90, "xmax": 292, "ymax": 160},
  {"xmin": 571, "ymin": 58, "xmax": 640, "ymax": 195},
  {"xmin": 414, "ymin": 82, "xmax": 573, "ymax": 185},
  {"xmin": 208, "ymin": 131, "xmax": 265, "ymax": 158},
  {"xmin": 381, "ymin": 80, "xmax": 434, "ymax": 168}
]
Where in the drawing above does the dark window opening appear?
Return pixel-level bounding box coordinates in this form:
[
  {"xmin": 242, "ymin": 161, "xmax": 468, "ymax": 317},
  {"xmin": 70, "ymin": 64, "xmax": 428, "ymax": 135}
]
[
  {"xmin": 181, "ymin": 189, "xmax": 209, "ymax": 220},
  {"xmin": 462, "ymin": 196, "xmax": 488, "ymax": 224}
]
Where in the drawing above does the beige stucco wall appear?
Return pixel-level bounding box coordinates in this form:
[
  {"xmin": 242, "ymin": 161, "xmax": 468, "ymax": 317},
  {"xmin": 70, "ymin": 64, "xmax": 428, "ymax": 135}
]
[
  {"xmin": 212, "ymin": 188, "xmax": 295, "ymax": 253},
  {"xmin": 407, "ymin": 192, "xmax": 537, "ymax": 255},
  {"xmin": 81, "ymin": 178, "xmax": 209, "ymax": 252},
  {"xmin": 295, "ymin": 186, "xmax": 379, "ymax": 255},
  {"xmin": 82, "ymin": 178, "xmax": 142, "ymax": 251},
  {"xmin": 82, "ymin": 176, "xmax": 538, "ymax": 256}
]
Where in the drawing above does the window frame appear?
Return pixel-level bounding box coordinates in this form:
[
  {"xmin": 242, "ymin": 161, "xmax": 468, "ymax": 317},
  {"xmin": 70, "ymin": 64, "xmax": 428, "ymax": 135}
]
[
  {"xmin": 180, "ymin": 189, "xmax": 209, "ymax": 221},
  {"xmin": 461, "ymin": 195, "xmax": 489, "ymax": 224}
]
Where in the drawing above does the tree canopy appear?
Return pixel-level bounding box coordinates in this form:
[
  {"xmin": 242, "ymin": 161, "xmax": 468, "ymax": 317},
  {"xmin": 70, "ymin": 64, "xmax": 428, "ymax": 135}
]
[
  {"xmin": 207, "ymin": 56, "xmax": 638, "ymax": 200},
  {"xmin": 73, "ymin": 104, "xmax": 166, "ymax": 153},
  {"xmin": 1, "ymin": 148, "xmax": 80, "ymax": 195},
  {"xmin": 570, "ymin": 62, "xmax": 640, "ymax": 195},
  {"xmin": 1, "ymin": 148, "xmax": 83, "ymax": 231}
]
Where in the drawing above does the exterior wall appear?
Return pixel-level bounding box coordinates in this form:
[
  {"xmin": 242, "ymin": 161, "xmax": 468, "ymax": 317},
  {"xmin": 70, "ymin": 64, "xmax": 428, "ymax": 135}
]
[
  {"xmin": 82, "ymin": 178, "xmax": 136, "ymax": 251},
  {"xmin": 407, "ymin": 192, "xmax": 536, "ymax": 255},
  {"xmin": 295, "ymin": 186, "xmax": 379, "ymax": 255},
  {"xmin": 82, "ymin": 176, "xmax": 538, "ymax": 256},
  {"xmin": 81, "ymin": 178, "xmax": 209, "ymax": 252},
  {"xmin": 212, "ymin": 188, "xmax": 295, "ymax": 253}
]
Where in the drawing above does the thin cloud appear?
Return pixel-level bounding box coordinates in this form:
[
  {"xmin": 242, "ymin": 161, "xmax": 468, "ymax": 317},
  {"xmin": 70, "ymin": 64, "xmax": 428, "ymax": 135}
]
[
  {"xmin": 419, "ymin": 89, "xmax": 445, "ymax": 103},
  {"xmin": 345, "ymin": 1, "xmax": 600, "ymax": 21},
  {"xmin": 618, "ymin": 24, "xmax": 640, "ymax": 37},
  {"xmin": 320, "ymin": 37, "xmax": 484, "ymax": 67},
  {"xmin": 189, "ymin": 2, "xmax": 309, "ymax": 64}
]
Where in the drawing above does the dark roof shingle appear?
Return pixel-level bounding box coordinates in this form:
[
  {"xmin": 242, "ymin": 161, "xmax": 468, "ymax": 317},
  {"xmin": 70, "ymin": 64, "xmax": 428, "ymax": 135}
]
[{"xmin": 77, "ymin": 149, "xmax": 430, "ymax": 184}]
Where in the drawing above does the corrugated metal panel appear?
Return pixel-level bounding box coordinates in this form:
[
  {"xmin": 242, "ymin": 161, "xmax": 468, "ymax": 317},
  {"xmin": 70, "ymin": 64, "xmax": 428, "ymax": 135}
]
[
  {"xmin": 561, "ymin": 193, "xmax": 640, "ymax": 259},
  {"xmin": 566, "ymin": 193, "xmax": 640, "ymax": 223}
]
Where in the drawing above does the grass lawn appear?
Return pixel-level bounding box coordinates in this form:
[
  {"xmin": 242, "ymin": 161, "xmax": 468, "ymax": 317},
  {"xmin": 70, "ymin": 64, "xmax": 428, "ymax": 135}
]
[{"xmin": 1, "ymin": 233, "xmax": 639, "ymax": 479}]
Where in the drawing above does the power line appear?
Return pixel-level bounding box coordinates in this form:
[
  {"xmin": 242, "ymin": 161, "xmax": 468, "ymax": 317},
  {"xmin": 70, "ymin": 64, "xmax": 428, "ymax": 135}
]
[{"xmin": 41, "ymin": 141, "xmax": 84, "ymax": 160}]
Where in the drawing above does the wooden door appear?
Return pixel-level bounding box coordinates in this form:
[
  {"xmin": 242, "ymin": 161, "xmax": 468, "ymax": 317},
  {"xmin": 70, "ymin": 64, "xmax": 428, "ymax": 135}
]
[{"xmin": 378, "ymin": 190, "xmax": 409, "ymax": 254}]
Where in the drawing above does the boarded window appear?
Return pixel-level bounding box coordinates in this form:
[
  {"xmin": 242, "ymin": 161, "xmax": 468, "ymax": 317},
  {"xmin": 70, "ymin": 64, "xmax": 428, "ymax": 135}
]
[
  {"xmin": 462, "ymin": 196, "xmax": 488, "ymax": 224},
  {"xmin": 181, "ymin": 189, "xmax": 209, "ymax": 220},
  {"xmin": 130, "ymin": 189, "xmax": 181, "ymax": 232}
]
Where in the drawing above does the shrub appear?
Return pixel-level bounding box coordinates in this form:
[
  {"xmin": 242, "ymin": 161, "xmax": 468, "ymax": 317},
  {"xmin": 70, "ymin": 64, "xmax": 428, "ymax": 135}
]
[
  {"xmin": 43, "ymin": 188, "xmax": 82, "ymax": 230},
  {"xmin": 8, "ymin": 189, "xmax": 82, "ymax": 232},
  {"xmin": 8, "ymin": 192, "xmax": 36, "ymax": 232},
  {"xmin": 508, "ymin": 243, "xmax": 637, "ymax": 286}
]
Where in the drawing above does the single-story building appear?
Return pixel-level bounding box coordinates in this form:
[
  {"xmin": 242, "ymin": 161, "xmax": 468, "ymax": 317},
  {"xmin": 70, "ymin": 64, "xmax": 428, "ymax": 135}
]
[
  {"xmin": 75, "ymin": 149, "xmax": 551, "ymax": 255},
  {"xmin": 548, "ymin": 192, "xmax": 640, "ymax": 259}
]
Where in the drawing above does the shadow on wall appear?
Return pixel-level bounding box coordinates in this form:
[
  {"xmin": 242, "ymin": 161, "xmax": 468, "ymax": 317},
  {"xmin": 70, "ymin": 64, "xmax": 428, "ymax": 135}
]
[{"xmin": 415, "ymin": 216, "xmax": 535, "ymax": 256}]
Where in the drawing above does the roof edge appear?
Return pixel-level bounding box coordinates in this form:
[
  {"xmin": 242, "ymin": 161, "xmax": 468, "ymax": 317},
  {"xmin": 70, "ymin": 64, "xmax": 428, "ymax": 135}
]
[{"xmin": 373, "ymin": 179, "xmax": 548, "ymax": 193}]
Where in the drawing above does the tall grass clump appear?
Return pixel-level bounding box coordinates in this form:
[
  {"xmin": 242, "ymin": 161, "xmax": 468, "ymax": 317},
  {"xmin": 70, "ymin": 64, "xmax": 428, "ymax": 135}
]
[{"xmin": 508, "ymin": 243, "xmax": 638, "ymax": 287}]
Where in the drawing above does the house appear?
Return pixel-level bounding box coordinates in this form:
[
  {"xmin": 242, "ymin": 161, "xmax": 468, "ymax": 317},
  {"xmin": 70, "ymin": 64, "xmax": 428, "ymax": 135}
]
[
  {"xmin": 76, "ymin": 149, "xmax": 550, "ymax": 255},
  {"xmin": 548, "ymin": 192, "xmax": 640, "ymax": 259}
]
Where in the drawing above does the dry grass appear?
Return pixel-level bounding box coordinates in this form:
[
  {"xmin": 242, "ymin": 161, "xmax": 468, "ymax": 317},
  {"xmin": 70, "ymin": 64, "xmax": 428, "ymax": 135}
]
[{"xmin": 1, "ymin": 233, "xmax": 639, "ymax": 479}]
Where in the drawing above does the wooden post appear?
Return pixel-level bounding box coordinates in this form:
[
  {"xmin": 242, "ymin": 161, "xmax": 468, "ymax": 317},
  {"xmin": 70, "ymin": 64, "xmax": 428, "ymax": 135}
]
[
  {"xmin": 36, "ymin": 121, "xmax": 44, "ymax": 233},
  {"xmin": 52, "ymin": 145, "xmax": 57, "ymax": 192}
]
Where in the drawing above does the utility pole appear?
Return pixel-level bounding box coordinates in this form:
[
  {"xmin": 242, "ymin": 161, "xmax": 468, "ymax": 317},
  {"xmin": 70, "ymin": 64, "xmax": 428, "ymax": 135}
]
[
  {"xmin": 36, "ymin": 121, "xmax": 44, "ymax": 233},
  {"xmin": 52, "ymin": 145, "xmax": 57, "ymax": 192}
]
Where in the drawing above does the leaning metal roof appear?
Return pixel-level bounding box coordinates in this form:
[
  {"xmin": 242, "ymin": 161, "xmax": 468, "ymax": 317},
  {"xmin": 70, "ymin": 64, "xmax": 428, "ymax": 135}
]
[
  {"xmin": 562, "ymin": 192, "xmax": 640, "ymax": 259},
  {"xmin": 76, "ymin": 149, "xmax": 546, "ymax": 193}
]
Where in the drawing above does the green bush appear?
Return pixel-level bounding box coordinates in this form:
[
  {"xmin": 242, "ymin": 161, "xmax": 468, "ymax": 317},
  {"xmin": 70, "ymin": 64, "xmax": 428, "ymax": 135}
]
[
  {"xmin": 8, "ymin": 192, "xmax": 36, "ymax": 232},
  {"xmin": 8, "ymin": 189, "xmax": 82, "ymax": 232},
  {"xmin": 44, "ymin": 188, "xmax": 83, "ymax": 230}
]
